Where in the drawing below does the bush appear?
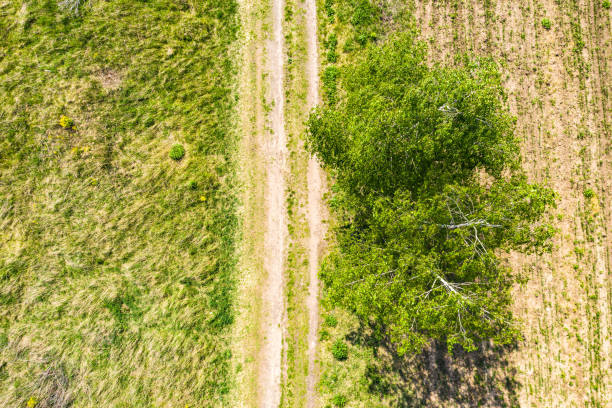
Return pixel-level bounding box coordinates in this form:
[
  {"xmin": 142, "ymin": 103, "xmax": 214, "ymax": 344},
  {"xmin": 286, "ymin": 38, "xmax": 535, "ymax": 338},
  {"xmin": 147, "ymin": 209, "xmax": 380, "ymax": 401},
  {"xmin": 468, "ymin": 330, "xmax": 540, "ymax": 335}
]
[
  {"xmin": 584, "ymin": 188, "xmax": 595, "ymax": 199},
  {"xmin": 324, "ymin": 314, "xmax": 338, "ymax": 327},
  {"xmin": 327, "ymin": 50, "xmax": 338, "ymax": 63},
  {"xmin": 331, "ymin": 339, "xmax": 348, "ymax": 360},
  {"xmin": 188, "ymin": 180, "xmax": 198, "ymax": 190},
  {"xmin": 351, "ymin": 0, "xmax": 376, "ymax": 26},
  {"xmin": 603, "ymin": 0, "xmax": 610, "ymax": 9},
  {"xmin": 322, "ymin": 66, "xmax": 340, "ymax": 104},
  {"xmin": 319, "ymin": 329, "xmax": 330, "ymax": 341},
  {"xmin": 332, "ymin": 394, "xmax": 347, "ymax": 407},
  {"xmin": 324, "ymin": 0, "xmax": 335, "ymax": 18},
  {"xmin": 169, "ymin": 144, "xmax": 185, "ymax": 161},
  {"xmin": 541, "ymin": 18, "xmax": 552, "ymax": 30}
]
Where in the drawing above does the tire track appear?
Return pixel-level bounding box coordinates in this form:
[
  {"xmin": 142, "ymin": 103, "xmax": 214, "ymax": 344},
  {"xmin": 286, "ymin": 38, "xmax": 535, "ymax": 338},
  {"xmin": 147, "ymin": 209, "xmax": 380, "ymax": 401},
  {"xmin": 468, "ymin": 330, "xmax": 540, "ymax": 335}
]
[{"xmin": 259, "ymin": 0, "xmax": 288, "ymax": 405}]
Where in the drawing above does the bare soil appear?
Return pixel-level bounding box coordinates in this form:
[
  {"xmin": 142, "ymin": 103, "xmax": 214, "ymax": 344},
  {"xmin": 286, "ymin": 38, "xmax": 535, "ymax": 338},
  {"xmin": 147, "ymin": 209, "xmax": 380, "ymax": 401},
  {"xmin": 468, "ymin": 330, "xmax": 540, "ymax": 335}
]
[
  {"xmin": 405, "ymin": 0, "xmax": 612, "ymax": 406},
  {"xmin": 258, "ymin": 0, "xmax": 289, "ymax": 405}
]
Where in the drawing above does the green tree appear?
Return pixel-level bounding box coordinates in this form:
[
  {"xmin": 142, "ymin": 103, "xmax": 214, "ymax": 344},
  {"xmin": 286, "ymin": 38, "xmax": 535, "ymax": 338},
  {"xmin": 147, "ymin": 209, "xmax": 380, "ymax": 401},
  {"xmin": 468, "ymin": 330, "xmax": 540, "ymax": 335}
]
[{"xmin": 307, "ymin": 33, "xmax": 555, "ymax": 354}]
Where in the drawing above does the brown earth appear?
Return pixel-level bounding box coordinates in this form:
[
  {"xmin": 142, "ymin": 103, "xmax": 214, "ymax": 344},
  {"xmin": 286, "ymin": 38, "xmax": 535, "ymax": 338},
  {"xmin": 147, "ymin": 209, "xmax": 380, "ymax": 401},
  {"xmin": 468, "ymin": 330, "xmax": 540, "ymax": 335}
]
[{"xmin": 402, "ymin": 0, "xmax": 611, "ymax": 406}]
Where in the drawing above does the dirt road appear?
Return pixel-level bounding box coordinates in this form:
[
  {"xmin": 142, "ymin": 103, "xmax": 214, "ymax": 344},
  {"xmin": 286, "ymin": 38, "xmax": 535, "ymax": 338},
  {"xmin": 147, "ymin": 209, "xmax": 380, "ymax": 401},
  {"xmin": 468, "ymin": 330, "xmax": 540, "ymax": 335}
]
[
  {"xmin": 258, "ymin": 0, "xmax": 288, "ymax": 405},
  {"xmin": 236, "ymin": 0, "xmax": 324, "ymax": 405}
]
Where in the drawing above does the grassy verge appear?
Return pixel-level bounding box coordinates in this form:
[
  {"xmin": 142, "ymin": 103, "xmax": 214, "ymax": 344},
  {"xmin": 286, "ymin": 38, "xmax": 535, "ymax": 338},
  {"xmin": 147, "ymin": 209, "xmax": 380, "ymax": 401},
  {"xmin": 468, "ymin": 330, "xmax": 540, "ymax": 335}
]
[
  {"xmin": 0, "ymin": 0, "xmax": 239, "ymax": 405},
  {"xmin": 230, "ymin": 0, "xmax": 272, "ymax": 405},
  {"xmin": 281, "ymin": 0, "xmax": 315, "ymax": 405},
  {"xmin": 313, "ymin": 2, "xmax": 397, "ymax": 407}
]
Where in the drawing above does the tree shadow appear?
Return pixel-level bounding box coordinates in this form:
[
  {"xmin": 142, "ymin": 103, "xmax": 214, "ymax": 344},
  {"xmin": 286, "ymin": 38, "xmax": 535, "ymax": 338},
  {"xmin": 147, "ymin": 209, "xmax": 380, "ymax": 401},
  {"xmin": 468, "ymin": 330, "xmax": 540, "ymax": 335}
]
[{"xmin": 346, "ymin": 322, "xmax": 520, "ymax": 407}]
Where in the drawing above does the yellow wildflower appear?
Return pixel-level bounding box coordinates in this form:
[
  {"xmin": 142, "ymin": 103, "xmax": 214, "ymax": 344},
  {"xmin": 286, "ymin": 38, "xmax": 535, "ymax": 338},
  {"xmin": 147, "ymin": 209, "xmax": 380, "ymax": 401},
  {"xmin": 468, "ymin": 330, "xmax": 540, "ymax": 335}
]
[
  {"xmin": 59, "ymin": 115, "xmax": 73, "ymax": 129},
  {"xmin": 199, "ymin": 195, "xmax": 206, "ymax": 202}
]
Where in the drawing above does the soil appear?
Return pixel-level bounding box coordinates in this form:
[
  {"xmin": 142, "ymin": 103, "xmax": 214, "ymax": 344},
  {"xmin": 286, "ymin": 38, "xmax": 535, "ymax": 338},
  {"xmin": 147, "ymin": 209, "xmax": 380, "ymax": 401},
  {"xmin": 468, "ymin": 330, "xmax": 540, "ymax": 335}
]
[{"xmin": 258, "ymin": 0, "xmax": 289, "ymax": 405}]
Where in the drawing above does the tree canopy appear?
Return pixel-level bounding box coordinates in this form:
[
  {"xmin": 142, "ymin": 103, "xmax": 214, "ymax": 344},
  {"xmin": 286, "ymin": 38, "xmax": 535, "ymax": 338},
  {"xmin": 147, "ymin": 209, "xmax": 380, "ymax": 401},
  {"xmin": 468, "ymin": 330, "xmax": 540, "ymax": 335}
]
[{"xmin": 307, "ymin": 33, "xmax": 556, "ymax": 354}]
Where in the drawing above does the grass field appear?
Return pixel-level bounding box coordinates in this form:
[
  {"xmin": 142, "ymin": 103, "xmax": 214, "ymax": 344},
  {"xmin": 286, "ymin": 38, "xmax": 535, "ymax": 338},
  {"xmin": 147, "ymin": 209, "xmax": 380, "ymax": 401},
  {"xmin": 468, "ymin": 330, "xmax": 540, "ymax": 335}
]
[
  {"xmin": 315, "ymin": 0, "xmax": 611, "ymax": 407},
  {"xmin": 0, "ymin": 0, "xmax": 240, "ymax": 406}
]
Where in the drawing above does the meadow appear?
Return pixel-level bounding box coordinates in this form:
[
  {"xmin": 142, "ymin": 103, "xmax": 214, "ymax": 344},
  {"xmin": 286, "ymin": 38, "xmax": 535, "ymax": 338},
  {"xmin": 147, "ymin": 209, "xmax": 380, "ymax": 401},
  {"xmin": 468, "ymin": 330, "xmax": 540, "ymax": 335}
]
[{"xmin": 0, "ymin": 0, "xmax": 240, "ymax": 405}]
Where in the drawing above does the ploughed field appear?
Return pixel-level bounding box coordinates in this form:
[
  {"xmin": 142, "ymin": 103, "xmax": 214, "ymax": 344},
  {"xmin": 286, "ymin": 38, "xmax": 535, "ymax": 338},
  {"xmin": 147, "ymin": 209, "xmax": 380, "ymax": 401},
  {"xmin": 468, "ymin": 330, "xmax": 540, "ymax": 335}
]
[{"xmin": 314, "ymin": 0, "xmax": 610, "ymax": 407}]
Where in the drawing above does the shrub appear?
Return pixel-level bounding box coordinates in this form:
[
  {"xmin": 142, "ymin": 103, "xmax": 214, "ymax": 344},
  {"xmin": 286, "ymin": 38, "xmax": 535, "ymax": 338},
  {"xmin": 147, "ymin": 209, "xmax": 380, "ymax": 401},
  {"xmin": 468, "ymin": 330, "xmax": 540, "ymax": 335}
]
[
  {"xmin": 324, "ymin": 314, "xmax": 338, "ymax": 327},
  {"xmin": 603, "ymin": 0, "xmax": 610, "ymax": 9},
  {"xmin": 188, "ymin": 180, "xmax": 198, "ymax": 190},
  {"xmin": 332, "ymin": 394, "xmax": 347, "ymax": 407},
  {"xmin": 324, "ymin": 0, "xmax": 335, "ymax": 18},
  {"xmin": 319, "ymin": 329, "xmax": 330, "ymax": 341},
  {"xmin": 541, "ymin": 18, "xmax": 552, "ymax": 30},
  {"xmin": 326, "ymin": 33, "xmax": 338, "ymax": 63},
  {"xmin": 351, "ymin": 0, "xmax": 376, "ymax": 26},
  {"xmin": 169, "ymin": 144, "xmax": 185, "ymax": 161},
  {"xmin": 322, "ymin": 66, "xmax": 340, "ymax": 104},
  {"xmin": 327, "ymin": 50, "xmax": 338, "ymax": 63},
  {"xmin": 331, "ymin": 339, "xmax": 348, "ymax": 360},
  {"xmin": 583, "ymin": 188, "xmax": 595, "ymax": 199}
]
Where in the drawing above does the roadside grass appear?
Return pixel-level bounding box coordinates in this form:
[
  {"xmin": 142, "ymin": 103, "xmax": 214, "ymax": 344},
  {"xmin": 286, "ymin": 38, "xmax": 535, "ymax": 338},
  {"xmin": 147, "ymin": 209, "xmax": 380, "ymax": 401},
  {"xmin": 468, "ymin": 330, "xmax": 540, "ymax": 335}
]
[
  {"xmin": 0, "ymin": 0, "xmax": 239, "ymax": 406},
  {"xmin": 281, "ymin": 0, "xmax": 316, "ymax": 405}
]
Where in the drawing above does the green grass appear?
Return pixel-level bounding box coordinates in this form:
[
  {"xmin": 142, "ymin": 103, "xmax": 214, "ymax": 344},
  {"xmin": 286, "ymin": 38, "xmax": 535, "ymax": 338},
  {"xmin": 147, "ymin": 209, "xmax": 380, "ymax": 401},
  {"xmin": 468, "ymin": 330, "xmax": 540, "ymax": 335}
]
[{"xmin": 0, "ymin": 0, "xmax": 239, "ymax": 406}]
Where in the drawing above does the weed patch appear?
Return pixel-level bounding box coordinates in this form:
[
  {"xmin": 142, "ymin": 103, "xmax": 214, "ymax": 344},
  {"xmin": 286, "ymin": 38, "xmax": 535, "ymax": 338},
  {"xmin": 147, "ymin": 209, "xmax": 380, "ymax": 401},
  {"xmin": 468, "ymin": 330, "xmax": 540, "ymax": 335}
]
[{"xmin": 169, "ymin": 144, "xmax": 186, "ymax": 161}]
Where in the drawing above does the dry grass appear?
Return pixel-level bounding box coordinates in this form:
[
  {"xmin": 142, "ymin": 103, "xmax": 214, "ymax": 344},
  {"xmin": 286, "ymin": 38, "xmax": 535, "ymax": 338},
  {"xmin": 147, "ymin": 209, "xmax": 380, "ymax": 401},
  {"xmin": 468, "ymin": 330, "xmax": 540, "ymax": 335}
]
[{"xmin": 0, "ymin": 0, "xmax": 240, "ymax": 405}]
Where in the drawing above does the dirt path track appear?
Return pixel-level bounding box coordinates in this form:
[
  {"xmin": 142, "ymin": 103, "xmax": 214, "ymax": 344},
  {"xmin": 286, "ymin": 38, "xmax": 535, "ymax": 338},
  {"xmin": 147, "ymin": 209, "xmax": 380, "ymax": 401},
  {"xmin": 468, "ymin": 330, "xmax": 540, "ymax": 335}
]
[
  {"xmin": 237, "ymin": 0, "xmax": 324, "ymax": 405},
  {"xmin": 258, "ymin": 0, "xmax": 288, "ymax": 405}
]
